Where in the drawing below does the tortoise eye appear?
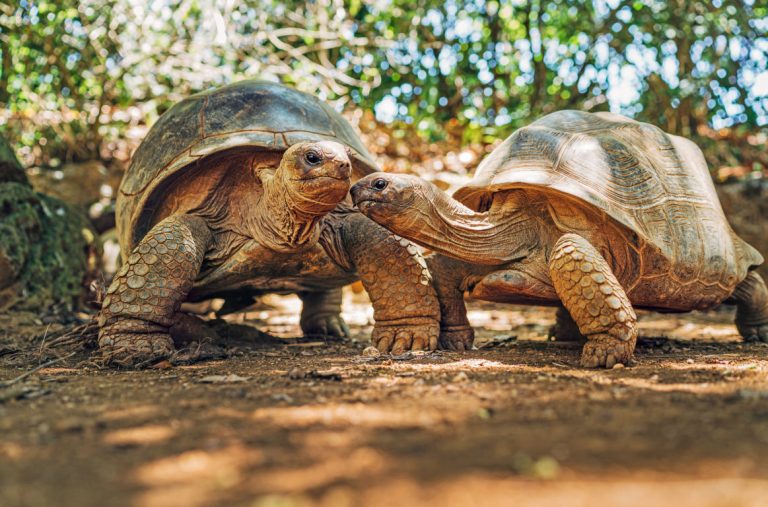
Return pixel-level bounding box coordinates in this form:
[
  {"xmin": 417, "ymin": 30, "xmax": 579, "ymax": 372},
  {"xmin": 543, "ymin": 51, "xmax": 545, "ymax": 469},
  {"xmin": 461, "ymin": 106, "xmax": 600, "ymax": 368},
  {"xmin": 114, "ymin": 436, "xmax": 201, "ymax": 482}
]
[
  {"xmin": 304, "ymin": 150, "xmax": 322, "ymax": 165},
  {"xmin": 372, "ymin": 178, "xmax": 388, "ymax": 190}
]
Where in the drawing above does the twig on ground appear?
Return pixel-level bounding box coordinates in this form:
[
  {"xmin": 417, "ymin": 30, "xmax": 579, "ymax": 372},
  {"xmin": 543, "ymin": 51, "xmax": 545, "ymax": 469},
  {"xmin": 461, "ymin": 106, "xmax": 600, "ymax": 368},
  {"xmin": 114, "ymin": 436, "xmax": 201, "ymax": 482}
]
[{"xmin": 0, "ymin": 352, "xmax": 77, "ymax": 388}]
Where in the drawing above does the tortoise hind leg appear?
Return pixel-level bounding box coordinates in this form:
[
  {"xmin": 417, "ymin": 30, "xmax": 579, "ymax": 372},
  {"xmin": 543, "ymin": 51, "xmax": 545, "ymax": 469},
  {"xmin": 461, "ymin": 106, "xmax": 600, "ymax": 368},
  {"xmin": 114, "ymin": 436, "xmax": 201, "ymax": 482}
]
[
  {"xmin": 549, "ymin": 233, "xmax": 638, "ymax": 368},
  {"xmin": 299, "ymin": 288, "xmax": 350, "ymax": 338},
  {"xmin": 732, "ymin": 271, "xmax": 768, "ymax": 342},
  {"xmin": 98, "ymin": 215, "xmax": 212, "ymax": 367},
  {"xmin": 549, "ymin": 306, "xmax": 587, "ymax": 343}
]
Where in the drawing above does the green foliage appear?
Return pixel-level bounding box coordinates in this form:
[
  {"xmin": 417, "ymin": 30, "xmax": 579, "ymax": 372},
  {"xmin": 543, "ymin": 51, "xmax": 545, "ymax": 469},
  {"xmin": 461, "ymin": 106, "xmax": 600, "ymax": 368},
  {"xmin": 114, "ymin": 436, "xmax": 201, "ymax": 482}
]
[{"xmin": 1, "ymin": 0, "xmax": 766, "ymax": 170}]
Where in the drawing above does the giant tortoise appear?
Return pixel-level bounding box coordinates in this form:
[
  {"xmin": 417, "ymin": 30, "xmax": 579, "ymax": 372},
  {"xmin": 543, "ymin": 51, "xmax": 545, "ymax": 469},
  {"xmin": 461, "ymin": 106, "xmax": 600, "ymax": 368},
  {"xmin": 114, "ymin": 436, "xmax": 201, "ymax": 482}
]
[
  {"xmin": 98, "ymin": 80, "xmax": 439, "ymax": 365},
  {"xmin": 351, "ymin": 110, "xmax": 768, "ymax": 367}
]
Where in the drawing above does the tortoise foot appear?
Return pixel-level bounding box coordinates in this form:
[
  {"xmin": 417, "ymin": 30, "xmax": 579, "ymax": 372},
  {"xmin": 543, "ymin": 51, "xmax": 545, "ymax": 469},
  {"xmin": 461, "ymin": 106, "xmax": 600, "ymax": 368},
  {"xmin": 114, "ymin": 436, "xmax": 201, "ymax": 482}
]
[
  {"xmin": 733, "ymin": 272, "xmax": 768, "ymax": 344},
  {"xmin": 439, "ymin": 326, "xmax": 475, "ymax": 351},
  {"xmin": 171, "ymin": 340, "xmax": 228, "ymax": 364},
  {"xmin": 98, "ymin": 332, "xmax": 174, "ymax": 368},
  {"xmin": 580, "ymin": 334, "xmax": 634, "ymax": 368},
  {"xmin": 737, "ymin": 322, "xmax": 768, "ymax": 343},
  {"xmin": 373, "ymin": 320, "xmax": 439, "ymax": 354},
  {"xmin": 301, "ymin": 314, "xmax": 350, "ymax": 338}
]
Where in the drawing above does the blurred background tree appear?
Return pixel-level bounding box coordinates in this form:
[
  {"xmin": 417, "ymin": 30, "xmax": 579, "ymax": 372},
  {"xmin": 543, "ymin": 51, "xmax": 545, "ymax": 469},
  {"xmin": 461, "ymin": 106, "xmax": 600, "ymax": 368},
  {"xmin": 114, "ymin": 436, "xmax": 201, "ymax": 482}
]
[{"xmin": 1, "ymin": 0, "xmax": 766, "ymax": 179}]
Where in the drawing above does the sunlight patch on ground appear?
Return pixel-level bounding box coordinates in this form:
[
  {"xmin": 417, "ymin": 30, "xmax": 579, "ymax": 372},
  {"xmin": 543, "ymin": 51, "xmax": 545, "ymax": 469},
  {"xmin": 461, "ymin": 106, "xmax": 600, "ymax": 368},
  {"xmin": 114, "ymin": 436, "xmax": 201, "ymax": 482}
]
[
  {"xmin": 249, "ymin": 447, "xmax": 388, "ymax": 494},
  {"xmin": 98, "ymin": 404, "xmax": 162, "ymax": 422},
  {"xmin": 389, "ymin": 358, "xmax": 521, "ymax": 373},
  {"xmin": 350, "ymin": 475, "xmax": 768, "ymax": 507},
  {"xmin": 134, "ymin": 445, "xmax": 263, "ymax": 507},
  {"xmin": 103, "ymin": 424, "xmax": 175, "ymax": 447},
  {"xmin": 0, "ymin": 442, "xmax": 24, "ymax": 460},
  {"xmin": 251, "ymin": 402, "xmax": 453, "ymax": 429}
]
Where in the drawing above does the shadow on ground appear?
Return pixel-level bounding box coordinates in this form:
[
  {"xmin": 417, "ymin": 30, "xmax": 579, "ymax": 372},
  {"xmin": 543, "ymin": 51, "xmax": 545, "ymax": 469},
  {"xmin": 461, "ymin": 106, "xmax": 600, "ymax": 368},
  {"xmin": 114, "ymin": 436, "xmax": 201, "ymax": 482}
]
[{"xmin": 1, "ymin": 296, "xmax": 768, "ymax": 507}]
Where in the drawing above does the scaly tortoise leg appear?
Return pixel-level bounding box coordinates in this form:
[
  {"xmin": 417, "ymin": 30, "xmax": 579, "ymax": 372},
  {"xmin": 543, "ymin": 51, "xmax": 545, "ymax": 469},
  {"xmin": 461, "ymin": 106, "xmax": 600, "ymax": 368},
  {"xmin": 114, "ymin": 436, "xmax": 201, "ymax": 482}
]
[
  {"xmin": 732, "ymin": 271, "xmax": 768, "ymax": 343},
  {"xmin": 549, "ymin": 306, "xmax": 586, "ymax": 343},
  {"xmin": 299, "ymin": 288, "xmax": 350, "ymax": 338},
  {"xmin": 425, "ymin": 255, "xmax": 474, "ymax": 351},
  {"xmin": 548, "ymin": 233, "xmax": 637, "ymax": 368},
  {"xmin": 98, "ymin": 215, "xmax": 212, "ymax": 367},
  {"xmin": 342, "ymin": 214, "xmax": 440, "ymax": 353}
]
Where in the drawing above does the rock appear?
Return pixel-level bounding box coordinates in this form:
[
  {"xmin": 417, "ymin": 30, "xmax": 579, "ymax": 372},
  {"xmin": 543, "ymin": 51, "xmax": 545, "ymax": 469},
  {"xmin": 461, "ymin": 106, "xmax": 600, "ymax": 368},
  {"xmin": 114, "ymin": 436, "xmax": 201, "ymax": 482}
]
[
  {"xmin": 0, "ymin": 137, "xmax": 27, "ymax": 185},
  {"xmin": 287, "ymin": 367, "xmax": 306, "ymax": 380},
  {"xmin": 197, "ymin": 374, "xmax": 250, "ymax": 384},
  {"xmin": 362, "ymin": 346, "xmax": 380, "ymax": 357},
  {"xmin": 612, "ymin": 363, "xmax": 625, "ymax": 370},
  {"xmin": 0, "ymin": 183, "xmax": 95, "ymax": 311},
  {"xmin": 0, "ymin": 136, "xmax": 96, "ymax": 311},
  {"xmin": 452, "ymin": 371, "xmax": 469, "ymax": 382}
]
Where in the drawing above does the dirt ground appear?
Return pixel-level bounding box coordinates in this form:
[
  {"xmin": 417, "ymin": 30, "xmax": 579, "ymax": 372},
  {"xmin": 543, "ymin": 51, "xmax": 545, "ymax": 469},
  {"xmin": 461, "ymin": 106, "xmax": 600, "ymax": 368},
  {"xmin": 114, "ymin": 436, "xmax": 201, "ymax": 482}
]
[{"xmin": 2, "ymin": 292, "xmax": 768, "ymax": 507}]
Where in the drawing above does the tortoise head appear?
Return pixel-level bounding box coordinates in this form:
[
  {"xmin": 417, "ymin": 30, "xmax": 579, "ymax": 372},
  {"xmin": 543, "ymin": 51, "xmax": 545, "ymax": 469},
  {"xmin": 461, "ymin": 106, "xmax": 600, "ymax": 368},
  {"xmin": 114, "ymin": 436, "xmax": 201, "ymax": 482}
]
[
  {"xmin": 351, "ymin": 172, "xmax": 429, "ymax": 228},
  {"xmin": 352, "ymin": 172, "xmax": 534, "ymax": 265},
  {"xmin": 275, "ymin": 141, "xmax": 352, "ymax": 214}
]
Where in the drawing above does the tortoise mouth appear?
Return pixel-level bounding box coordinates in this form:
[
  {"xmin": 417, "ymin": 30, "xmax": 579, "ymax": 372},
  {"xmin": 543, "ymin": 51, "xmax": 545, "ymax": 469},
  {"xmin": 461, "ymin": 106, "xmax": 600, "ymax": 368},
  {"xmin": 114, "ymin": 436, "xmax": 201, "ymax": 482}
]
[
  {"xmin": 353, "ymin": 198, "xmax": 377, "ymax": 213},
  {"xmin": 292, "ymin": 175, "xmax": 350, "ymax": 183},
  {"xmin": 352, "ymin": 197, "xmax": 402, "ymax": 217},
  {"xmin": 287, "ymin": 174, "xmax": 351, "ymax": 211}
]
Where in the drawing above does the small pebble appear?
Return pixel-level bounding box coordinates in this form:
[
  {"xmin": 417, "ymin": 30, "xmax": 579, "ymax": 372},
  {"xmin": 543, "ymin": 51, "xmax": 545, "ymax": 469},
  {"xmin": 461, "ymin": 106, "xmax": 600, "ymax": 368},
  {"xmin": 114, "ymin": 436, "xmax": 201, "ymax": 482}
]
[
  {"xmin": 362, "ymin": 346, "xmax": 380, "ymax": 357},
  {"xmin": 612, "ymin": 363, "xmax": 625, "ymax": 370},
  {"xmin": 287, "ymin": 367, "xmax": 305, "ymax": 380},
  {"xmin": 685, "ymin": 358, "xmax": 695, "ymax": 364},
  {"xmin": 452, "ymin": 372, "xmax": 469, "ymax": 382}
]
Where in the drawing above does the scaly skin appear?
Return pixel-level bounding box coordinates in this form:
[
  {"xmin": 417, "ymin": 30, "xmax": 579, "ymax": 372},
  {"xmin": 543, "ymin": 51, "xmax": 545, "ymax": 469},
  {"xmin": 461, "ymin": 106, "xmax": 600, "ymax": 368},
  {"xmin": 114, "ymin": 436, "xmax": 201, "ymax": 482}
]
[
  {"xmin": 425, "ymin": 255, "xmax": 475, "ymax": 351},
  {"xmin": 299, "ymin": 288, "xmax": 350, "ymax": 338},
  {"xmin": 342, "ymin": 213, "xmax": 440, "ymax": 353},
  {"xmin": 549, "ymin": 233, "xmax": 637, "ymax": 368},
  {"xmin": 98, "ymin": 215, "xmax": 212, "ymax": 366},
  {"xmin": 351, "ymin": 169, "xmax": 766, "ymax": 368},
  {"xmin": 733, "ymin": 271, "xmax": 768, "ymax": 342}
]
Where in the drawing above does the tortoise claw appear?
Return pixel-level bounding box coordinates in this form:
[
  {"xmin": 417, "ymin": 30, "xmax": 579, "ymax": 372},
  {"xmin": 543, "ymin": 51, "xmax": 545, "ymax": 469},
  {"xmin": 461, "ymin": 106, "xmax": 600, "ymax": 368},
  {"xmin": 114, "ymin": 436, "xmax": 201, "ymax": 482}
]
[
  {"xmin": 580, "ymin": 334, "xmax": 634, "ymax": 368},
  {"xmin": 98, "ymin": 332, "xmax": 174, "ymax": 368},
  {"xmin": 373, "ymin": 322, "xmax": 439, "ymax": 353}
]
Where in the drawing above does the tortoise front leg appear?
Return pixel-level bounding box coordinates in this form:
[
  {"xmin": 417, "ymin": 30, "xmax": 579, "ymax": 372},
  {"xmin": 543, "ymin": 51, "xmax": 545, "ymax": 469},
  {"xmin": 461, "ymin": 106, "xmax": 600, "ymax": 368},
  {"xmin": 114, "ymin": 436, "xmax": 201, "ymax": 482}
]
[
  {"xmin": 342, "ymin": 214, "xmax": 440, "ymax": 353},
  {"xmin": 549, "ymin": 233, "xmax": 637, "ymax": 368},
  {"xmin": 731, "ymin": 271, "xmax": 768, "ymax": 342},
  {"xmin": 299, "ymin": 288, "xmax": 350, "ymax": 338},
  {"xmin": 98, "ymin": 215, "xmax": 212, "ymax": 367}
]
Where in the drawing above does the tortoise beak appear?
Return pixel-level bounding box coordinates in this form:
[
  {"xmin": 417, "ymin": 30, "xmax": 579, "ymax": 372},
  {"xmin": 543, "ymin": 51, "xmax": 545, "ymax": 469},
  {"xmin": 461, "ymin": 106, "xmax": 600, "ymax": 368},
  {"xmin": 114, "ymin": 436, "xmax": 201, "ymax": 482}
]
[
  {"xmin": 350, "ymin": 180, "xmax": 373, "ymax": 209},
  {"xmin": 351, "ymin": 177, "xmax": 390, "ymax": 214}
]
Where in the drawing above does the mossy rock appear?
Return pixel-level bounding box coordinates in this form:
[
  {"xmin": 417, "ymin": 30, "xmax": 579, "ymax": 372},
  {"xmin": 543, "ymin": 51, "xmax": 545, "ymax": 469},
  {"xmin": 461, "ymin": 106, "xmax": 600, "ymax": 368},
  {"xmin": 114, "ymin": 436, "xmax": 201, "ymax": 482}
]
[
  {"xmin": 0, "ymin": 136, "xmax": 28, "ymax": 185},
  {"xmin": 0, "ymin": 182, "xmax": 93, "ymax": 311}
]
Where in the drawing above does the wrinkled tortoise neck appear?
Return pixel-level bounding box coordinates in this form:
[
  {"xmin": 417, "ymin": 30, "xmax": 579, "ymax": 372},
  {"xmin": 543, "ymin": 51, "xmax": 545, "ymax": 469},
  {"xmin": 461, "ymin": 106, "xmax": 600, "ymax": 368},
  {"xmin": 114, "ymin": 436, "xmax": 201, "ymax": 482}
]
[
  {"xmin": 246, "ymin": 168, "xmax": 331, "ymax": 251},
  {"xmin": 404, "ymin": 186, "xmax": 539, "ymax": 266}
]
